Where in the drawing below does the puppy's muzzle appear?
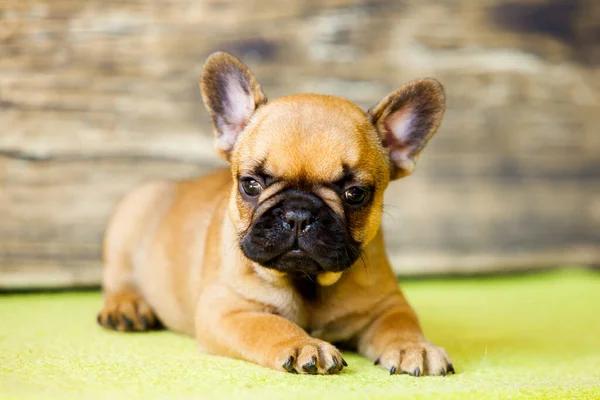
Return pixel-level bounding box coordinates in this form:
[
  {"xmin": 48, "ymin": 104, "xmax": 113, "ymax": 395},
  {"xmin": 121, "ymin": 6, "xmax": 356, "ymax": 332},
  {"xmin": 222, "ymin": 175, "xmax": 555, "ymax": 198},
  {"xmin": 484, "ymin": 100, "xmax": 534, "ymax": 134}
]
[{"xmin": 240, "ymin": 189, "xmax": 361, "ymax": 275}]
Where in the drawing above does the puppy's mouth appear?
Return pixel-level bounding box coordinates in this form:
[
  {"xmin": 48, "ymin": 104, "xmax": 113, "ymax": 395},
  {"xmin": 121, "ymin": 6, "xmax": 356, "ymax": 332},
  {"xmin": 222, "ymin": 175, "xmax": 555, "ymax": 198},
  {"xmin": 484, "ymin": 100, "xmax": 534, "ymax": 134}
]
[
  {"xmin": 283, "ymin": 248, "xmax": 309, "ymax": 259},
  {"xmin": 262, "ymin": 247, "xmax": 325, "ymax": 275}
]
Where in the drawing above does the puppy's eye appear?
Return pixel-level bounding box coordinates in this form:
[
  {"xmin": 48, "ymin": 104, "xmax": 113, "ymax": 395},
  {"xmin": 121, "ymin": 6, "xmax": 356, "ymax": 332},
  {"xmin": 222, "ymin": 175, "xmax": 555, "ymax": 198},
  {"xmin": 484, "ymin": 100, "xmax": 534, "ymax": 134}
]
[
  {"xmin": 343, "ymin": 187, "xmax": 370, "ymax": 206},
  {"xmin": 240, "ymin": 178, "xmax": 263, "ymax": 197}
]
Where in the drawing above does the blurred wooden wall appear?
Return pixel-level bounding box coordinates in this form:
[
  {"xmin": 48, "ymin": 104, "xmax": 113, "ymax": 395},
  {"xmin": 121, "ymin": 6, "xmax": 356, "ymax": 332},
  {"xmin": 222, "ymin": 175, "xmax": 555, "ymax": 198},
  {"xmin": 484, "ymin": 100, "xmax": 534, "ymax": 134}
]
[{"xmin": 1, "ymin": 0, "xmax": 599, "ymax": 288}]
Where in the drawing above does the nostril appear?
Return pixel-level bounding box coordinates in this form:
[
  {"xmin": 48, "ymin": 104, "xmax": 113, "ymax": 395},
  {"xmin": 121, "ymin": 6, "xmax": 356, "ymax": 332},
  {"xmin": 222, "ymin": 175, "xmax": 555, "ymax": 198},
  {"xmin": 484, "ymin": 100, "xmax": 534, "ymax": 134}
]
[{"xmin": 301, "ymin": 215, "xmax": 315, "ymax": 232}]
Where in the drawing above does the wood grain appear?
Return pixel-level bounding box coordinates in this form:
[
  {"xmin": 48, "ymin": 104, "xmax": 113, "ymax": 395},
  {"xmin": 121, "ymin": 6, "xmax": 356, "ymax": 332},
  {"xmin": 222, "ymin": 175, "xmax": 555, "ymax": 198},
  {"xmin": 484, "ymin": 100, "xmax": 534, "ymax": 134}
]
[{"xmin": 1, "ymin": 0, "xmax": 599, "ymax": 288}]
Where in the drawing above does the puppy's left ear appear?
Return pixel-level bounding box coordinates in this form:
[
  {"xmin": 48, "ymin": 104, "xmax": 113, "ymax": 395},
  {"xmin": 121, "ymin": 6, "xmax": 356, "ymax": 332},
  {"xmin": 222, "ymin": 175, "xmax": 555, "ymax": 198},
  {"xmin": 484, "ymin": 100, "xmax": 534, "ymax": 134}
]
[
  {"xmin": 368, "ymin": 79, "xmax": 445, "ymax": 180},
  {"xmin": 200, "ymin": 52, "xmax": 268, "ymax": 161}
]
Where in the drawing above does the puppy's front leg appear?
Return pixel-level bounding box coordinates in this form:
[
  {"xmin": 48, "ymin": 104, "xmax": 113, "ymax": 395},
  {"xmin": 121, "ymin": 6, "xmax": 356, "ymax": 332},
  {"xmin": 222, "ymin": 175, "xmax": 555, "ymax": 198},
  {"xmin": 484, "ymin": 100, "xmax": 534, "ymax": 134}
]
[
  {"xmin": 196, "ymin": 286, "xmax": 346, "ymax": 374},
  {"xmin": 357, "ymin": 292, "xmax": 454, "ymax": 376}
]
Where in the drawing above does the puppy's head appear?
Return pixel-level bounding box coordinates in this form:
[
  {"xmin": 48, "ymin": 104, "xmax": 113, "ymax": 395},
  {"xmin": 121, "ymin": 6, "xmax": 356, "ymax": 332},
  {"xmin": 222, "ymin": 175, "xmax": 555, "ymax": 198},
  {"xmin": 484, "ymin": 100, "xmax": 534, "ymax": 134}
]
[{"xmin": 201, "ymin": 52, "xmax": 445, "ymax": 279}]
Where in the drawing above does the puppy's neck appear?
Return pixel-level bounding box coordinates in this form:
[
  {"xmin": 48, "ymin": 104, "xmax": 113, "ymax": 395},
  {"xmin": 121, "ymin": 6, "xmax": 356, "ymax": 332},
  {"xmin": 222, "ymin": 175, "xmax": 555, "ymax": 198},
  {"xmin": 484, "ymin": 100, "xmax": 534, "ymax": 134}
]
[{"xmin": 289, "ymin": 274, "xmax": 319, "ymax": 301}]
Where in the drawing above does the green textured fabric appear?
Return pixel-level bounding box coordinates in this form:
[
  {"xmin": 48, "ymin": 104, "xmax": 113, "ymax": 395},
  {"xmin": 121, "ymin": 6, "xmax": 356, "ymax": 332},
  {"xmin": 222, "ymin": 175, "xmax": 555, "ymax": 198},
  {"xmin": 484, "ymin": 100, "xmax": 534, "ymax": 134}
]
[{"xmin": 1, "ymin": 269, "xmax": 599, "ymax": 400}]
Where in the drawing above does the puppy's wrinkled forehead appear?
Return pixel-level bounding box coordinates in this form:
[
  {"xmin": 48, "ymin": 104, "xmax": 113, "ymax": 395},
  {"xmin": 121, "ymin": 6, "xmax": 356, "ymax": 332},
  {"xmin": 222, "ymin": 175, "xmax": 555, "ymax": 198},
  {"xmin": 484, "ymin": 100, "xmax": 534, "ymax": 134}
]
[{"xmin": 233, "ymin": 94, "xmax": 383, "ymax": 181}]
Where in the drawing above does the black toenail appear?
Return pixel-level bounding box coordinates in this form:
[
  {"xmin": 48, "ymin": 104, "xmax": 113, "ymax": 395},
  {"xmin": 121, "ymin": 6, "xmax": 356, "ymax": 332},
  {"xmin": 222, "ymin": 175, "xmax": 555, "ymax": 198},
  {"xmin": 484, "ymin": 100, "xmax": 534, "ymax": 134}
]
[
  {"xmin": 282, "ymin": 356, "xmax": 295, "ymax": 373},
  {"xmin": 374, "ymin": 357, "xmax": 380, "ymax": 365},
  {"xmin": 122, "ymin": 315, "xmax": 134, "ymax": 330},
  {"xmin": 106, "ymin": 315, "xmax": 117, "ymax": 329},
  {"xmin": 390, "ymin": 366, "xmax": 397, "ymax": 375},
  {"xmin": 302, "ymin": 356, "xmax": 318, "ymax": 374},
  {"xmin": 140, "ymin": 316, "xmax": 149, "ymax": 330}
]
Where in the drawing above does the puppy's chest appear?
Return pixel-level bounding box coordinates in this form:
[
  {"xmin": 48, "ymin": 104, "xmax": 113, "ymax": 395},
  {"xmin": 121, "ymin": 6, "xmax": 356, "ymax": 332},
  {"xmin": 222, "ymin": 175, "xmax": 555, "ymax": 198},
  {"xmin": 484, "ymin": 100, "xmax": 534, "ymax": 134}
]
[{"xmin": 286, "ymin": 277, "xmax": 347, "ymax": 338}]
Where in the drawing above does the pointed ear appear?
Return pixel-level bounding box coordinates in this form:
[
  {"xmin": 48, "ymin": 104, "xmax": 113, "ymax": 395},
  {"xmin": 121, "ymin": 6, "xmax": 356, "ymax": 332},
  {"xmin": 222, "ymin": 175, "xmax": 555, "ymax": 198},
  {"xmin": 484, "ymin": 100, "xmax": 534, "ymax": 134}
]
[
  {"xmin": 368, "ymin": 79, "xmax": 445, "ymax": 180},
  {"xmin": 200, "ymin": 52, "xmax": 268, "ymax": 161}
]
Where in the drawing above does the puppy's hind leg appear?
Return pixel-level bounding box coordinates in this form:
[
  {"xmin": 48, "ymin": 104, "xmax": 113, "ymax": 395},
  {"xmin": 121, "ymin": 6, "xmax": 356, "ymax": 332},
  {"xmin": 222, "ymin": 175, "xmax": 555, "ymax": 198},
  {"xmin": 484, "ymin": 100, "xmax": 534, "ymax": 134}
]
[{"xmin": 97, "ymin": 181, "xmax": 172, "ymax": 332}]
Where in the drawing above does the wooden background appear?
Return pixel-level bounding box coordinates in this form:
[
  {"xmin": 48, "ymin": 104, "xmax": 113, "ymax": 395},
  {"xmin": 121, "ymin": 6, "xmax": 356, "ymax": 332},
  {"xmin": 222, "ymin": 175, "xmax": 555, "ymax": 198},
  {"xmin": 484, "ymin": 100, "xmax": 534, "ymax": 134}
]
[{"xmin": 1, "ymin": 0, "xmax": 599, "ymax": 288}]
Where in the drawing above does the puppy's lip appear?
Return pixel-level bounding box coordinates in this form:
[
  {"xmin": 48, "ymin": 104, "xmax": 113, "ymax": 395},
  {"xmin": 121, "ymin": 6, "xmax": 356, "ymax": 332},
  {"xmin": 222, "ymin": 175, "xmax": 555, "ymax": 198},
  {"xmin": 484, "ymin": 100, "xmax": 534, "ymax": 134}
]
[
  {"xmin": 283, "ymin": 248, "xmax": 313, "ymax": 259},
  {"xmin": 265, "ymin": 250, "xmax": 324, "ymax": 273},
  {"xmin": 260, "ymin": 248, "xmax": 312, "ymax": 264}
]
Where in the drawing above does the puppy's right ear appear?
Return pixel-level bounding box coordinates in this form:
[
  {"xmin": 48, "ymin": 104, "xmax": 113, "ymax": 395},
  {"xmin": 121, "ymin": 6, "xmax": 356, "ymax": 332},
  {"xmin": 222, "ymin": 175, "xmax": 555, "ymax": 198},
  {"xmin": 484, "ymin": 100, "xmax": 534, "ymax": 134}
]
[{"xmin": 200, "ymin": 52, "xmax": 267, "ymax": 161}]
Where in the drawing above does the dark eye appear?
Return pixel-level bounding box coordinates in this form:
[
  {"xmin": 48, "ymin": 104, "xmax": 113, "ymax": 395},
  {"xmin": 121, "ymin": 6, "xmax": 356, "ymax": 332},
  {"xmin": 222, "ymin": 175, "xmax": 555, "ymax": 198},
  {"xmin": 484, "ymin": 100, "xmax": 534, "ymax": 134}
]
[
  {"xmin": 240, "ymin": 178, "xmax": 263, "ymax": 197},
  {"xmin": 343, "ymin": 187, "xmax": 370, "ymax": 206}
]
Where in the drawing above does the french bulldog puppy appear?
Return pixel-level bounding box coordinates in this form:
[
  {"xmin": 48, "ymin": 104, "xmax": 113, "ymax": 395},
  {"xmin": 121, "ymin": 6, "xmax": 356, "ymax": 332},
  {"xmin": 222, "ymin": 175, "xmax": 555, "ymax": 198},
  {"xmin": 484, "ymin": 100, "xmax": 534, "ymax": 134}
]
[{"xmin": 98, "ymin": 52, "xmax": 453, "ymax": 376}]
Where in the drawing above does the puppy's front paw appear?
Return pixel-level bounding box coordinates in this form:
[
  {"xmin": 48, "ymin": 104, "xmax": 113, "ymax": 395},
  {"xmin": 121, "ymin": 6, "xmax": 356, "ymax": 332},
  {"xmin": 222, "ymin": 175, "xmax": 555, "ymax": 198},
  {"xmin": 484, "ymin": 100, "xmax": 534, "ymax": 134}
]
[
  {"xmin": 374, "ymin": 340, "xmax": 454, "ymax": 376},
  {"xmin": 271, "ymin": 338, "xmax": 347, "ymax": 374},
  {"xmin": 97, "ymin": 290, "xmax": 160, "ymax": 332}
]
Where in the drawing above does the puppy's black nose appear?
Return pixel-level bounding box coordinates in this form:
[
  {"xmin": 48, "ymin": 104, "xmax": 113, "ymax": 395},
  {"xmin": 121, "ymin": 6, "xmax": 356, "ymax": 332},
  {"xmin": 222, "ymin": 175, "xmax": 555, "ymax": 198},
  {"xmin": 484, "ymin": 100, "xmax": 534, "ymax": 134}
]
[{"xmin": 283, "ymin": 210, "xmax": 314, "ymax": 235}]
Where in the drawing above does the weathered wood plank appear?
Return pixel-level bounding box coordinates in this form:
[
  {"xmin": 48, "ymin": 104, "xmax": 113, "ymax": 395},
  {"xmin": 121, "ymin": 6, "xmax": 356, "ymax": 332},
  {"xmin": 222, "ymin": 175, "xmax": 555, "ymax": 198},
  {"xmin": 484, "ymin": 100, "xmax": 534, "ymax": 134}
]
[{"xmin": 1, "ymin": 0, "xmax": 599, "ymax": 288}]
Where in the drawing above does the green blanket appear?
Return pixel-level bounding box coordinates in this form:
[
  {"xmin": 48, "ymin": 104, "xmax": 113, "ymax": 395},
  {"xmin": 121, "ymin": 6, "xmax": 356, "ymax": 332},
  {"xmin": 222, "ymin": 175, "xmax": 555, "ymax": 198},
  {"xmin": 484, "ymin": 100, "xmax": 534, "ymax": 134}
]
[{"xmin": 1, "ymin": 269, "xmax": 599, "ymax": 399}]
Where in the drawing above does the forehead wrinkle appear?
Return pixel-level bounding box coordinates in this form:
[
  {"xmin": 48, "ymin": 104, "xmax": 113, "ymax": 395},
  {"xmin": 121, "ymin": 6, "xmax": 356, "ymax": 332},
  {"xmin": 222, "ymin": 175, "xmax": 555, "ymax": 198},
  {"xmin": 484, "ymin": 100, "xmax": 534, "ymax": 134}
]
[
  {"xmin": 313, "ymin": 186, "xmax": 344, "ymax": 216},
  {"xmin": 260, "ymin": 152, "xmax": 376, "ymax": 188},
  {"xmin": 236, "ymin": 152, "xmax": 266, "ymax": 175},
  {"xmin": 288, "ymin": 134, "xmax": 354, "ymax": 182},
  {"xmin": 258, "ymin": 181, "xmax": 286, "ymax": 202},
  {"xmin": 350, "ymin": 169, "xmax": 376, "ymax": 186},
  {"xmin": 239, "ymin": 162, "xmax": 264, "ymax": 176}
]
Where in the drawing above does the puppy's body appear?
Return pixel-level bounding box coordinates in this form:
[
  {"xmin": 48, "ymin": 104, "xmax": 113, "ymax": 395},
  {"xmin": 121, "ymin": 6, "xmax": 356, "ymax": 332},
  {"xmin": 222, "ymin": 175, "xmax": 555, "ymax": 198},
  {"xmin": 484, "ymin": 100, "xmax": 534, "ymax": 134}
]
[
  {"xmin": 105, "ymin": 168, "xmax": 400, "ymax": 333},
  {"xmin": 102, "ymin": 171, "xmax": 229, "ymax": 336},
  {"xmin": 98, "ymin": 54, "xmax": 454, "ymax": 376}
]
